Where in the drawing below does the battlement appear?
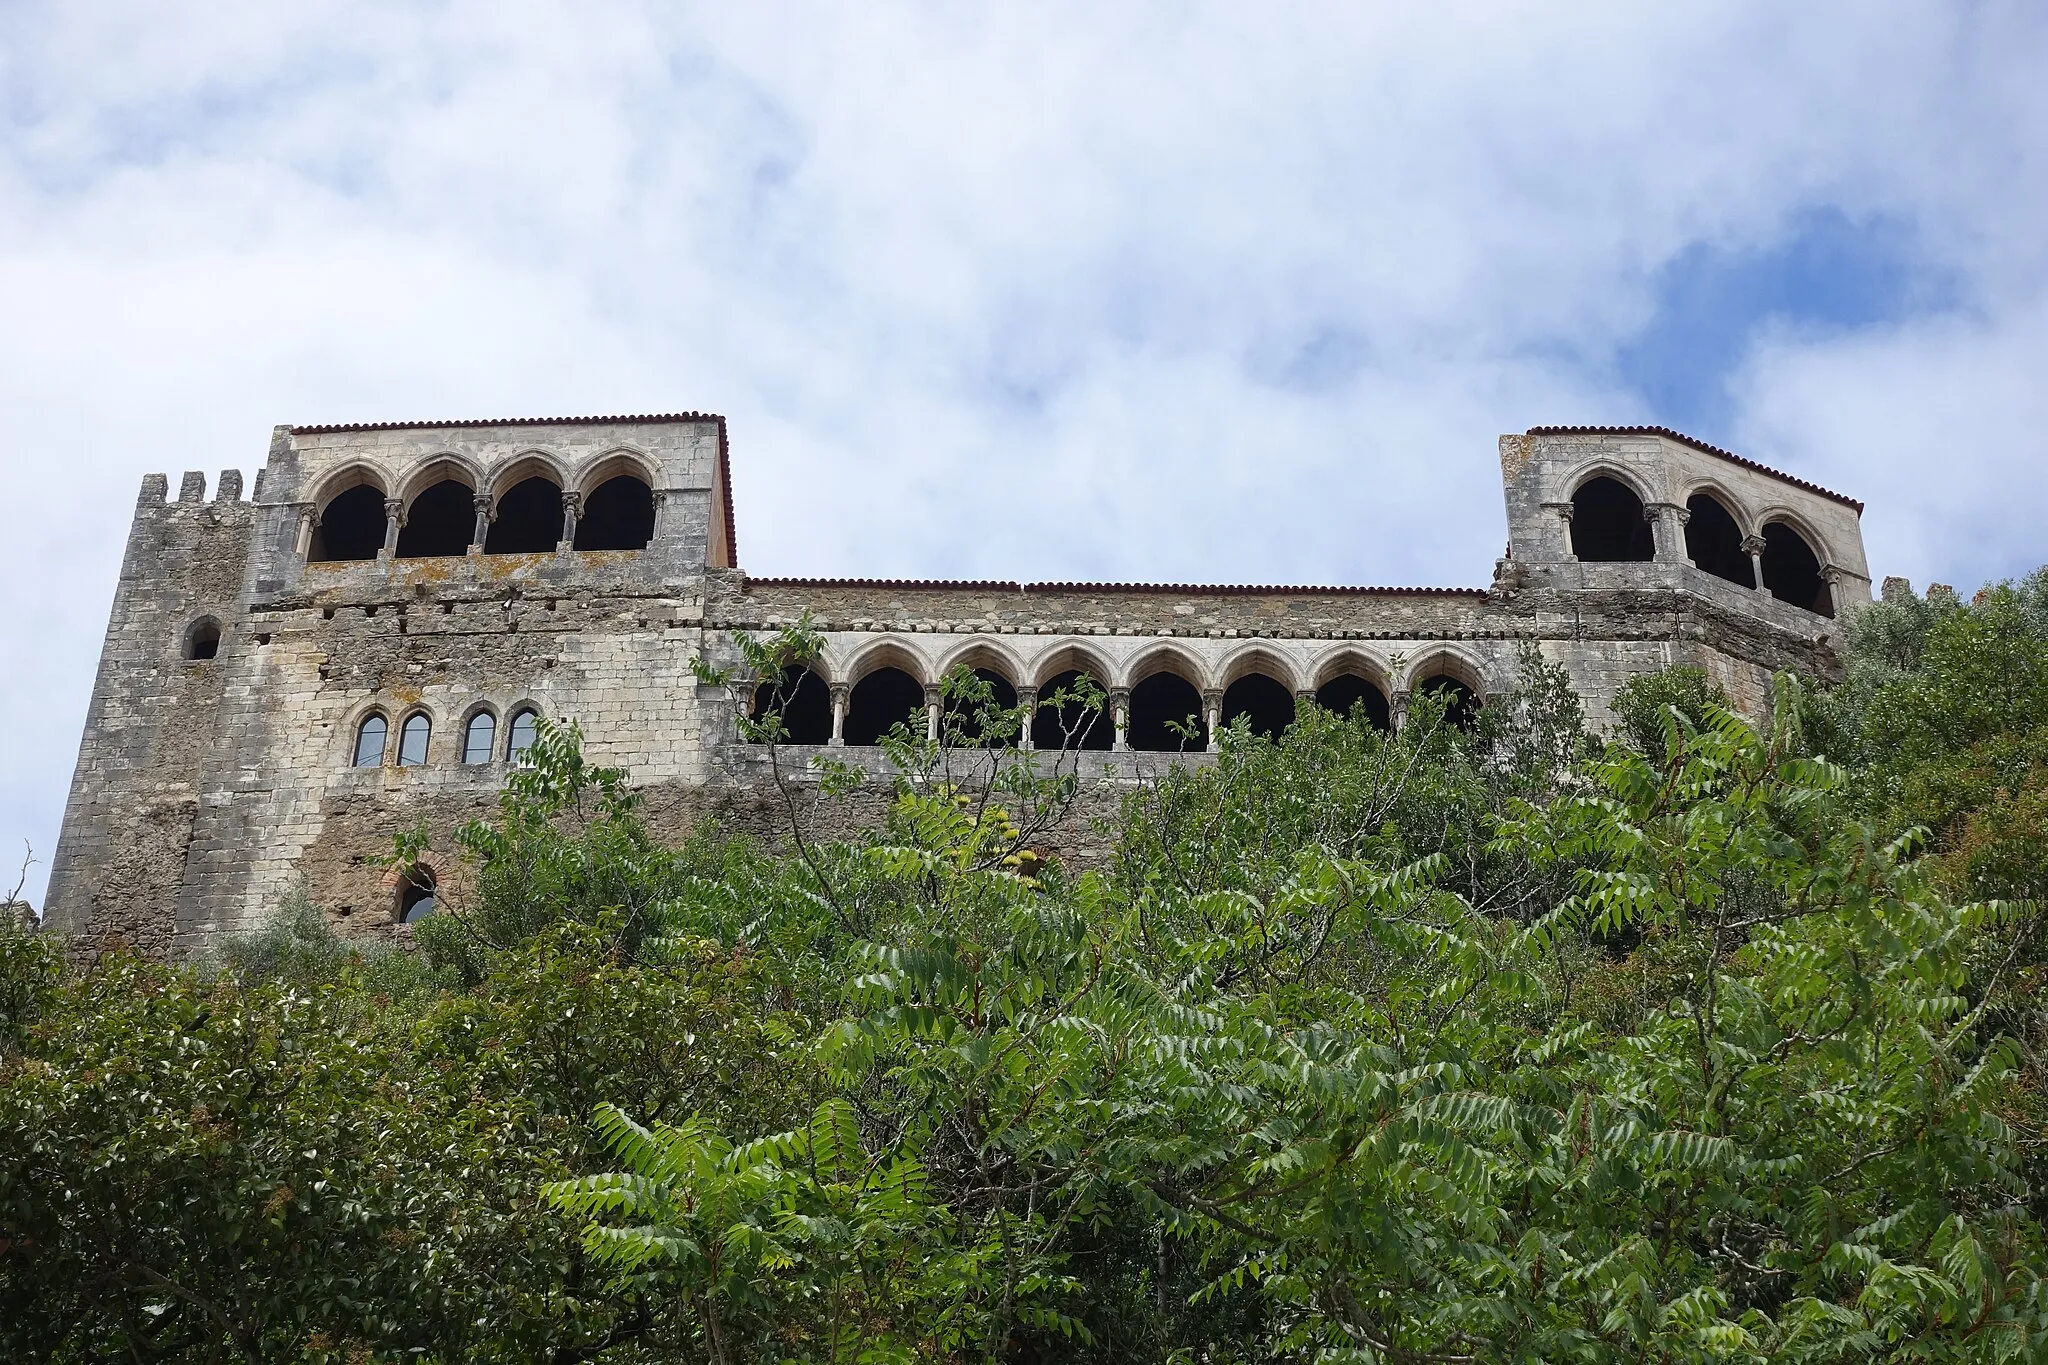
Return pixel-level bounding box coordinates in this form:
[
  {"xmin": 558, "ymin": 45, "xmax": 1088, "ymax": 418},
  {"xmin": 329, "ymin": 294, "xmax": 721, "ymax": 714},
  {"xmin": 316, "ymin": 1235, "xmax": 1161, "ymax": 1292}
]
[{"xmin": 45, "ymin": 416, "xmax": 1868, "ymax": 955}]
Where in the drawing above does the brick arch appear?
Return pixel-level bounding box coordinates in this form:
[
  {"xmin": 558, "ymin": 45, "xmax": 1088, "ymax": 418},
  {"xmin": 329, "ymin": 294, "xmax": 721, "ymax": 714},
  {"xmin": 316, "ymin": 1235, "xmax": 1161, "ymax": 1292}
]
[
  {"xmin": 1307, "ymin": 645, "xmax": 1394, "ymax": 692},
  {"xmin": 572, "ymin": 447, "xmax": 661, "ymax": 500},
  {"xmin": 309, "ymin": 461, "xmax": 391, "ymax": 509},
  {"xmin": 841, "ymin": 638, "xmax": 930, "ymax": 688},
  {"xmin": 1399, "ymin": 647, "xmax": 1487, "ymax": 697},
  {"xmin": 1560, "ymin": 459, "xmax": 1656, "ymax": 508},
  {"xmin": 1216, "ymin": 643, "xmax": 1303, "ymax": 693},
  {"xmin": 1026, "ymin": 641, "xmax": 1116, "ymax": 690},
  {"xmin": 394, "ymin": 453, "xmax": 484, "ymax": 506},
  {"xmin": 487, "ymin": 450, "xmax": 570, "ymax": 504},
  {"xmin": 933, "ymin": 638, "xmax": 1027, "ymax": 687},
  {"xmin": 1120, "ymin": 642, "xmax": 1207, "ymax": 691}
]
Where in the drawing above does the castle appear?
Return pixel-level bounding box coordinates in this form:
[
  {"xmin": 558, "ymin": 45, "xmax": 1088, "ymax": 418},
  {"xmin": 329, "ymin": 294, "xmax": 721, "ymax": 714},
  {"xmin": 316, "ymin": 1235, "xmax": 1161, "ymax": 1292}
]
[{"xmin": 44, "ymin": 417, "xmax": 1870, "ymax": 953}]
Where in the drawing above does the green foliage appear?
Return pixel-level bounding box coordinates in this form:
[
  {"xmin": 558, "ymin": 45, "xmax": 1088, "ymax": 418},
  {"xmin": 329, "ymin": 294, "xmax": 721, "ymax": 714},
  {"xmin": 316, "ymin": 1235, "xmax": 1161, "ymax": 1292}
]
[{"xmin": 9, "ymin": 603, "xmax": 2048, "ymax": 1361}]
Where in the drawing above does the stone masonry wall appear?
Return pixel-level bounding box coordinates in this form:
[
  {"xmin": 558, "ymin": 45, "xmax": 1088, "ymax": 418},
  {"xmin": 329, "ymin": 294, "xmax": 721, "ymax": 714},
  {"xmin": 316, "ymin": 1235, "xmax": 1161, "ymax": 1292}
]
[{"xmin": 42, "ymin": 421, "xmax": 1867, "ymax": 957}]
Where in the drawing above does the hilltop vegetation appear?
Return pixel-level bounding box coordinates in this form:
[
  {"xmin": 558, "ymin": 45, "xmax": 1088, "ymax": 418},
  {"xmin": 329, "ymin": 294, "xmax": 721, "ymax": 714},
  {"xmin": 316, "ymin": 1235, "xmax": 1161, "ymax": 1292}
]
[{"xmin": 3, "ymin": 577, "xmax": 2046, "ymax": 1362}]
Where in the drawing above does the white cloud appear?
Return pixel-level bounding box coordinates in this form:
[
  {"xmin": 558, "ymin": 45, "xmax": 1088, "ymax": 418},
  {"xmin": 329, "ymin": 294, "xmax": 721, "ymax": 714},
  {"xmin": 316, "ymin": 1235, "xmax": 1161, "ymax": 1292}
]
[{"xmin": 5, "ymin": 1, "xmax": 2048, "ymax": 906}]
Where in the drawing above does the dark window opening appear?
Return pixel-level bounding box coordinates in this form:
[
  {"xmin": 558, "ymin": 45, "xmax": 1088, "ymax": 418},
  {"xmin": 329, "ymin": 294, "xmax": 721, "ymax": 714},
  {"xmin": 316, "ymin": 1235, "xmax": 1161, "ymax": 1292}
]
[
  {"xmin": 575, "ymin": 475, "xmax": 656, "ymax": 551},
  {"xmin": 398, "ymin": 867, "xmax": 437, "ymax": 924},
  {"xmin": 507, "ymin": 708, "xmax": 540, "ymax": 763},
  {"xmin": 1127, "ymin": 671, "xmax": 1206, "ymax": 752},
  {"xmin": 186, "ymin": 619, "xmax": 221, "ymax": 661},
  {"xmin": 1031, "ymin": 669, "xmax": 1110, "ymax": 751},
  {"xmin": 942, "ymin": 668, "xmax": 1020, "ymax": 747},
  {"xmin": 1571, "ymin": 476, "xmax": 1654, "ymax": 562},
  {"xmin": 396, "ymin": 479, "xmax": 475, "ymax": 558},
  {"xmin": 484, "ymin": 477, "xmax": 563, "ymax": 554},
  {"xmin": 1415, "ymin": 674, "xmax": 1478, "ymax": 731},
  {"xmin": 751, "ymin": 666, "xmax": 833, "ymax": 744},
  {"xmin": 1314, "ymin": 673, "xmax": 1391, "ymax": 731},
  {"xmin": 310, "ymin": 485, "xmax": 386, "ymax": 563},
  {"xmin": 844, "ymin": 667, "xmax": 925, "ymax": 746},
  {"xmin": 398, "ymin": 713, "xmax": 431, "ymax": 767},
  {"xmin": 463, "ymin": 711, "xmax": 496, "ymax": 764},
  {"xmin": 1221, "ymin": 672, "xmax": 1294, "ymax": 740},
  {"xmin": 1760, "ymin": 522, "xmax": 1834, "ymax": 617},
  {"xmin": 352, "ymin": 714, "xmax": 387, "ymax": 767},
  {"xmin": 1684, "ymin": 493, "xmax": 1753, "ymax": 588}
]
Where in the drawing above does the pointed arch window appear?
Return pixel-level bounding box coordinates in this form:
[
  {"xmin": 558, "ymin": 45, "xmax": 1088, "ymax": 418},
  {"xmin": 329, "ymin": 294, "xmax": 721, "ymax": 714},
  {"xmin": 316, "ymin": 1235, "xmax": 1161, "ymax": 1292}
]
[
  {"xmin": 507, "ymin": 708, "xmax": 540, "ymax": 763},
  {"xmin": 352, "ymin": 714, "xmax": 387, "ymax": 768},
  {"xmin": 398, "ymin": 713, "xmax": 431, "ymax": 767},
  {"xmin": 463, "ymin": 710, "xmax": 497, "ymax": 764}
]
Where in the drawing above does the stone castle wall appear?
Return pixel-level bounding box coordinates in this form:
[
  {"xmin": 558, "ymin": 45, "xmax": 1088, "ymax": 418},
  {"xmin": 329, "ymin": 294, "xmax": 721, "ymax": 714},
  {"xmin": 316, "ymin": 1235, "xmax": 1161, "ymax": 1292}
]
[{"xmin": 42, "ymin": 418, "xmax": 1870, "ymax": 955}]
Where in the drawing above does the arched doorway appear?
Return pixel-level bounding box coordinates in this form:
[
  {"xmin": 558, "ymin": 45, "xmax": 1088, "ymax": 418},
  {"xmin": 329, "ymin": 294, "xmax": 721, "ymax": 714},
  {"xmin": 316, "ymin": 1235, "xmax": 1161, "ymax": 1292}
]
[
  {"xmin": 1684, "ymin": 492, "xmax": 1753, "ymax": 588},
  {"xmin": 484, "ymin": 477, "xmax": 563, "ymax": 554},
  {"xmin": 1314, "ymin": 673, "xmax": 1391, "ymax": 731},
  {"xmin": 575, "ymin": 475, "xmax": 656, "ymax": 551},
  {"xmin": 1571, "ymin": 476, "xmax": 1653, "ymax": 562},
  {"xmin": 1031, "ymin": 669, "xmax": 1111, "ymax": 751},
  {"xmin": 395, "ymin": 479, "xmax": 475, "ymax": 558},
  {"xmin": 309, "ymin": 485, "xmax": 386, "ymax": 563},
  {"xmin": 1760, "ymin": 522, "xmax": 1834, "ymax": 617},
  {"xmin": 1220, "ymin": 672, "xmax": 1294, "ymax": 740},
  {"xmin": 751, "ymin": 666, "xmax": 833, "ymax": 745},
  {"xmin": 1127, "ymin": 670, "xmax": 1206, "ymax": 752},
  {"xmin": 844, "ymin": 667, "xmax": 925, "ymax": 746}
]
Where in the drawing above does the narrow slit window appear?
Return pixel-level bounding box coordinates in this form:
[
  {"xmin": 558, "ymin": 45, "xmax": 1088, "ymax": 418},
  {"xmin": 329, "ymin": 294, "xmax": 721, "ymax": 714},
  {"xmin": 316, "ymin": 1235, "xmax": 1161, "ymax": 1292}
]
[
  {"xmin": 463, "ymin": 711, "xmax": 496, "ymax": 764},
  {"xmin": 352, "ymin": 714, "xmax": 387, "ymax": 768},
  {"xmin": 507, "ymin": 708, "xmax": 539, "ymax": 763},
  {"xmin": 398, "ymin": 713, "xmax": 431, "ymax": 767}
]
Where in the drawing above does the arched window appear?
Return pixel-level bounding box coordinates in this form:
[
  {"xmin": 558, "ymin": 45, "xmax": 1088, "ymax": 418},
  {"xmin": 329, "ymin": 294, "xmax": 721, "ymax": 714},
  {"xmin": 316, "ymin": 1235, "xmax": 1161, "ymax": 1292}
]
[
  {"xmin": 1414, "ymin": 674, "xmax": 1478, "ymax": 731},
  {"xmin": 463, "ymin": 710, "xmax": 497, "ymax": 764},
  {"xmin": 1031, "ymin": 670, "xmax": 1111, "ymax": 751},
  {"xmin": 397, "ymin": 713, "xmax": 431, "ymax": 767},
  {"xmin": 1220, "ymin": 672, "xmax": 1294, "ymax": 740},
  {"xmin": 1127, "ymin": 671, "xmax": 1206, "ymax": 752},
  {"xmin": 352, "ymin": 713, "xmax": 387, "ymax": 767},
  {"xmin": 484, "ymin": 476, "xmax": 564, "ymax": 554},
  {"xmin": 943, "ymin": 668, "xmax": 1020, "ymax": 747},
  {"xmin": 185, "ymin": 618, "xmax": 221, "ymax": 661},
  {"xmin": 575, "ymin": 475, "xmax": 656, "ymax": 551},
  {"xmin": 844, "ymin": 667, "xmax": 925, "ymax": 746},
  {"xmin": 1571, "ymin": 476, "xmax": 1653, "ymax": 562},
  {"xmin": 1684, "ymin": 493, "xmax": 1753, "ymax": 588},
  {"xmin": 1313, "ymin": 673, "xmax": 1391, "ymax": 731},
  {"xmin": 1760, "ymin": 522, "xmax": 1834, "ymax": 617},
  {"xmin": 398, "ymin": 866, "xmax": 437, "ymax": 924},
  {"xmin": 395, "ymin": 479, "xmax": 475, "ymax": 558},
  {"xmin": 309, "ymin": 485, "xmax": 386, "ymax": 563},
  {"xmin": 506, "ymin": 708, "xmax": 540, "ymax": 763},
  {"xmin": 750, "ymin": 666, "xmax": 833, "ymax": 744}
]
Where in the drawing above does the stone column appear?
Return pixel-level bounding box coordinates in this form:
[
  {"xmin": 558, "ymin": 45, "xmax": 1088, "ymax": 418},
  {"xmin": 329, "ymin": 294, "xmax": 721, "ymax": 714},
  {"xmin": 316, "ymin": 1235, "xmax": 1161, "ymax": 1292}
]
[
  {"xmin": 294, "ymin": 507, "xmax": 315, "ymax": 559},
  {"xmin": 1742, "ymin": 535, "xmax": 1768, "ymax": 595},
  {"xmin": 1203, "ymin": 690, "xmax": 1224, "ymax": 752},
  {"xmin": 1110, "ymin": 688, "xmax": 1131, "ymax": 751},
  {"xmin": 1648, "ymin": 503, "xmax": 1689, "ymax": 562},
  {"xmin": 380, "ymin": 498, "xmax": 403, "ymax": 557},
  {"xmin": 470, "ymin": 494, "xmax": 492, "ymax": 553},
  {"xmin": 1390, "ymin": 689, "xmax": 1412, "ymax": 733},
  {"xmin": 559, "ymin": 490, "xmax": 582, "ymax": 552},
  {"xmin": 1017, "ymin": 686, "xmax": 1039, "ymax": 750},
  {"xmin": 1543, "ymin": 501, "xmax": 1576, "ymax": 560},
  {"xmin": 829, "ymin": 684, "xmax": 849, "ymax": 746},
  {"xmin": 924, "ymin": 685, "xmax": 943, "ymax": 743}
]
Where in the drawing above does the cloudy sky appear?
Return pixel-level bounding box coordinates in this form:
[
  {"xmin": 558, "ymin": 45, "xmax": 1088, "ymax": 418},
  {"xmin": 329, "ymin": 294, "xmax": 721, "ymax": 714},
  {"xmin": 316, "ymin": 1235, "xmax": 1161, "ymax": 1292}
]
[{"xmin": 4, "ymin": 3, "xmax": 2045, "ymax": 907}]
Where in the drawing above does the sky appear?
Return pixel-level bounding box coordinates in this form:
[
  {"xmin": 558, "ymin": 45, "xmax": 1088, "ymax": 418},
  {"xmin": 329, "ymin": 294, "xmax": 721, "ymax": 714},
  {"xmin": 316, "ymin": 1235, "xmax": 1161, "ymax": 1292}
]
[{"xmin": 4, "ymin": 2, "xmax": 2047, "ymax": 909}]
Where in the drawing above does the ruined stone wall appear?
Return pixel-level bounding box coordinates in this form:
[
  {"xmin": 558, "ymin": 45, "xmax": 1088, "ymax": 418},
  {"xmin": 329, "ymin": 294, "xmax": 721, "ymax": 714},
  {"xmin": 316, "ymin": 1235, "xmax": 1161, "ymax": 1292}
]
[{"xmin": 42, "ymin": 420, "xmax": 1868, "ymax": 957}]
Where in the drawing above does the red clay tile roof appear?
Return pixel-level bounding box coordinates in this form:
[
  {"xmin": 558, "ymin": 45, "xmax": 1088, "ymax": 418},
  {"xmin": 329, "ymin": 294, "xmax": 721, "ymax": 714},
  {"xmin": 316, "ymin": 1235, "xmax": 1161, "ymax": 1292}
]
[
  {"xmin": 748, "ymin": 577, "xmax": 1486, "ymax": 597},
  {"xmin": 288, "ymin": 412, "xmax": 738, "ymax": 563},
  {"xmin": 1526, "ymin": 426, "xmax": 1862, "ymax": 512}
]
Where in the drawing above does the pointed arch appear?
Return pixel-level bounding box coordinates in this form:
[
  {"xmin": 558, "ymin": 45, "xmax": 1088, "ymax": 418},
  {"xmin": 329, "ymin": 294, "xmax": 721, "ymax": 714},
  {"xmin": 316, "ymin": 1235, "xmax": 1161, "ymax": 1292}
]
[
  {"xmin": 1026, "ymin": 641, "xmax": 1116, "ymax": 691},
  {"xmin": 1120, "ymin": 642, "xmax": 1207, "ymax": 692},
  {"xmin": 1216, "ymin": 644, "xmax": 1304, "ymax": 693}
]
